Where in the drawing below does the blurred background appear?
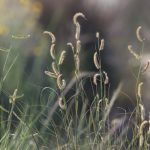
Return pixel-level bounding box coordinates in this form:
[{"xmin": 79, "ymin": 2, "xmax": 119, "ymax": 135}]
[{"xmin": 0, "ymin": 0, "xmax": 150, "ymax": 113}]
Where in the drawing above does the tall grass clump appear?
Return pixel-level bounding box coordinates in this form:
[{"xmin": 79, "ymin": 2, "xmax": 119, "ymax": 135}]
[
  {"xmin": 126, "ymin": 26, "xmax": 150, "ymax": 149},
  {"xmin": 42, "ymin": 13, "xmax": 126, "ymax": 150},
  {"xmin": 1, "ymin": 12, "xmax": 150, "ymax": 150}
]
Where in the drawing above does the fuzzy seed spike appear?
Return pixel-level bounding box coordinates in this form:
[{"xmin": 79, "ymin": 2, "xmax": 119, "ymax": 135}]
[
  {"xmin": 51, "ymin": 62, "xmax": 59, "ymax": 75},
  {"xmin": 99, "ymin": 39, "xmax": 104, "ymax": 51},
  {"xmin": 50, "ymin": 44, "xmax": 56, "ymax": 60},
  {"xmin": 57, "ymin": 74, "xmax": 66, "ymax": 90},
  {"xmin": 58, "ymin": 97, "xmax": 66, "ymax": 110},
  {"xmin": 93, "ymin": 73, "xmax": 100, "ymax": 85},
  {"xmin": 73, "ymin": 12, "xmax": 86, "ymax": 40},
  {"xmin": 93, "ymin": 52, "xmax": 101, "ymax": 69},
  {"xmin": 44, "ymin": 71, "xmax": 57, "ymax": 78},
  {"xmin": 43, "ymin": 31, "xmax": 56, "ymax": 43},
  {"xmin": 58, "ymin": 50, "xmax": 66, "ymax": 65},
  {"xmin": 136, "ymin": 26, "xmax": 144, "ymax": 42},
  {"xmin": 128, "ymin": 45, "xmax": 140, "ymax": 60}
]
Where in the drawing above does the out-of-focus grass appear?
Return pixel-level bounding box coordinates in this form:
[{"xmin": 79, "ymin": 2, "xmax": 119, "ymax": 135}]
[
  {"xmin": 0, "ymin": 0, "xmax": 49, "ymax": 103},
  {"xmin": 0, "ymin": 2, "xmax": 51, "ymax": 148}
]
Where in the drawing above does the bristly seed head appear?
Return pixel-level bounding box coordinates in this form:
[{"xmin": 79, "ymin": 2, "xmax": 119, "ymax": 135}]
[
  {"xmin": 99, "ymin": 39, "xmax": 104, "ymax": 51},
  {"xmin": 51, "ymin": 62, "xmax": 59, "ymax": 75},
  {"xmin": 139, "ymin": 103, "xmax": 145, "ymax": 122},
  {"xmin": 9, "ymin": 89, "xmax": 24, "ymax": 104},
  {"xmin": 57, "ymin": 74, "xmax": 66, "ymax": 90},
  {"xmin": 93, "ymin": 52, "xmax": 101, "ymax": 69},
  {"xmin": 73, "ymin": 12, "xmax": 86, "ymax": 40},
  {"xmin": 139, "ymin": 134, "xmax": 144, "ymax": 147},
  {"xmin": 76, "ymin": 40, "xmax": 81, "ymax": 54},
  {"xmin": 58, "ymin": 50, "xmax": 66, "ymax": 65},
  {"xmin": 138, "ymin": 82, "xmax": 143, "ymax": 99},
  {"xmin": 58, "ymin": 97, "xmax": 66, "ymax": 110},
  {"xmin": 96, "ymin": 32, "xmax": 100, "ymax": 39},
  {"xmin": 136, "ymin": 26, "xmax": 145, "ymax": 42},
  {"xmin": 74, "ymin": 54, "xmax": 80, "ymax": 72},
  {"xmin": 142, "ymin": 60, "xmax": 150, "ymax": 73},
  {"xmin": 44, "ymin": 71, "xmax": 57, "ymax": 78},
  {"xmin": 43, "ymin": 31, "xmax": 56, "ymax": 44},
  {"xmin": 128, "ymin": 45, "xmax": 140, "ymax": 60},
  {"xmin": 97, "ymin": 99, "xmax": 102, "ymax": 112},
  {"xmin": 103, "ymin": 71, "xmax": 109, "ymax": 84},
  {"xmin": 139, "ymin": 120, "xmax": 150, "ymax": 147},
  {"xmin": 73, "ymin": 12, "xmax": 86, "ymax": 23},
  {"xmin": 50, "ymin": 44, "xmax": 56, "ymax": 60},
  {"xmin": 93, "ymin": 73, "xmax": 100, "ymax": 85},
  {"xmin": 67, "ymin": 42, "xmax": 75, "ymax": 53}
]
